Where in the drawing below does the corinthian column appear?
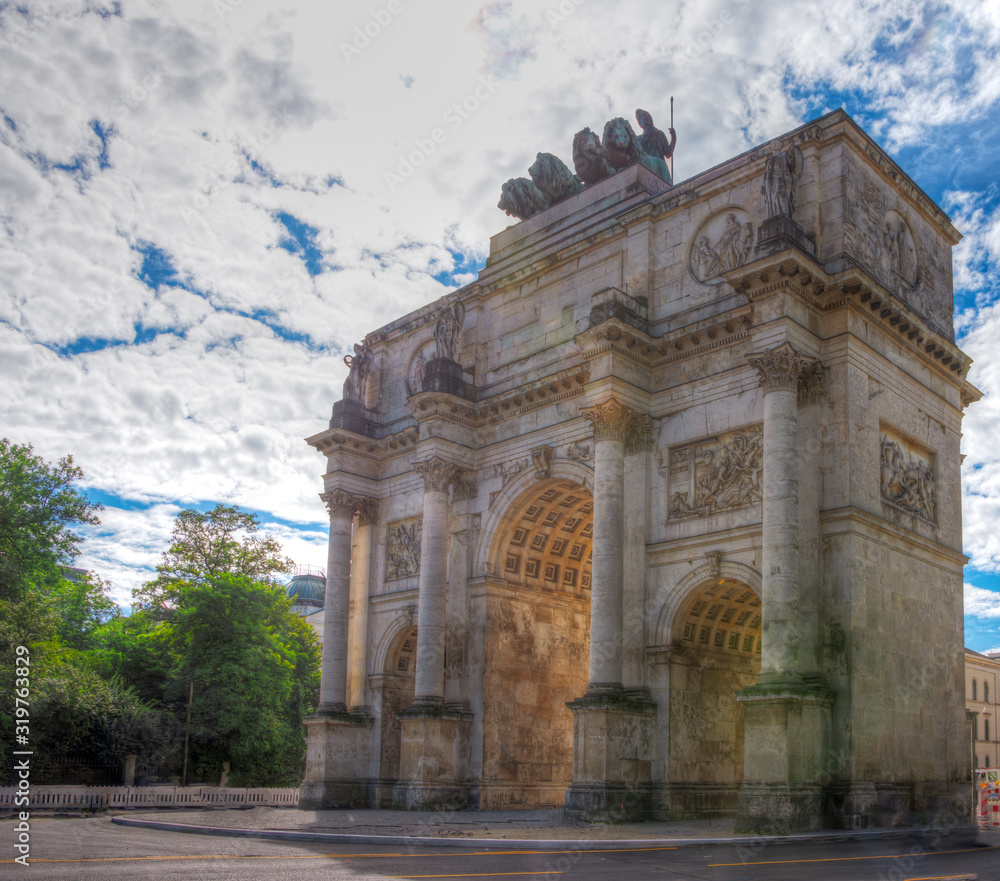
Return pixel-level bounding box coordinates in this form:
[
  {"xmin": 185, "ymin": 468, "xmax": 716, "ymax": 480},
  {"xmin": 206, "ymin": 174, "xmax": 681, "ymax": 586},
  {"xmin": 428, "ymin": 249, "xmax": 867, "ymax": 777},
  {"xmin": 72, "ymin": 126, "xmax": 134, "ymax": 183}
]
[
  {"xmin": 623, "ymin": 414, "xmax": 654, "ymax": 696},
  {"xmin": 412, "ymin": 456, "xmax": 460, "ymax": 706},
  {"xmin": 581, "ymin": 398, "xmax": 635, "ymax": 695},
  {"xmin": 318, "ymin": 489, "xmax": 358, "ymax": 713},
  {"xmin": 348, "ymin": 498, "xmax": 378, "ymax": 713},
  {"xmin": 747, "ymin": 342, "xmax": 815, "ymax": 680}
]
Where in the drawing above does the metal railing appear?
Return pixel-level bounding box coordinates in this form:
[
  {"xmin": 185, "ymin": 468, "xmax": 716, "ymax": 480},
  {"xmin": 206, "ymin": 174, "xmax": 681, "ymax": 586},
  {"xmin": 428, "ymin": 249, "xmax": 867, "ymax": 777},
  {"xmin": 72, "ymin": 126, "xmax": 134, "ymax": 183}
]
[{"xmin": 0, "ymin": 785, "xmax": 301, "ymax": 811}]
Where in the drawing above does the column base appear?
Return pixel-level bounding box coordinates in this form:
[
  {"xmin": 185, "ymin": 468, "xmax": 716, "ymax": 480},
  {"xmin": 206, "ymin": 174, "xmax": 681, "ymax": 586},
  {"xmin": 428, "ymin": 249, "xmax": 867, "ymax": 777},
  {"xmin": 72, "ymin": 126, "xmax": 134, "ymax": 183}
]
[
  {"xmin": 392, "ymin": 705, "xmax": 473, "ymax": 811},
  {"xmin": 299, "ymin": 711, "xmax": 374, "ymax": 810},
  {"xmin": 823, "ymin": 781, "xmax": 979, "ymax": 839},
  {"xmin": 564, "ymin": 691, "xmax": 656, "ymax": 822},
  {"xmin": 652, "ymin": 783, "xmax": 741, "ymax": 820},
  {"xmin": 734, "ymin": 678, "xmax": 834, "ymax": 833},
  {"xmin": 735, "ymin": 783, "xmax": 826, "ymax": 834}
]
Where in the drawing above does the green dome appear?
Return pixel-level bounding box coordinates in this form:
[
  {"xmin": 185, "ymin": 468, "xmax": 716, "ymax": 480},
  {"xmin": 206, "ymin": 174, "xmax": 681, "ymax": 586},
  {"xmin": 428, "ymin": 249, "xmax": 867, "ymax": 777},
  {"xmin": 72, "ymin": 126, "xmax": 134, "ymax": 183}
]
[{"xmin": 286, "ymin": 574, "xmax": 326, "ymax": 610}]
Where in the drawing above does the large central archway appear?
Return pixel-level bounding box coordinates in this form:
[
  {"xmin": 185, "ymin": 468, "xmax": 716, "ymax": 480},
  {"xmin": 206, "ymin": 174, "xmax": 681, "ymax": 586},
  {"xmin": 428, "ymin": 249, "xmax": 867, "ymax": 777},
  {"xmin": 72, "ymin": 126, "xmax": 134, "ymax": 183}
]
[{"xmin": 479, "ymin": 476, "xmax": 594, "ymax": 809}]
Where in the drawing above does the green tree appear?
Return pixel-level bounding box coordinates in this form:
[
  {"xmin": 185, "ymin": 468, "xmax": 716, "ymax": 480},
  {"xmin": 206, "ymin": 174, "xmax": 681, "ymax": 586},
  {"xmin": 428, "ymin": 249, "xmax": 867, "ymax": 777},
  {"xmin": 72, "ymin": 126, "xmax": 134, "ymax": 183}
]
[
  {"xmin": 134, "ymin": 505, "xmax": 292, "ymax": 615},
  {"xmin": 163, "ymin": 574, "xmax": 320, "ymax": 786},
  {"xmin": 49, "ymin": 571, "xmax": 121, "ymax": 651},
  {"xmin": 0, "ymin": 438, "xmax": 101, "ymax": 600},
  {"xmin": 30, "ymin": 661, "xmax": 181, "ymax": 783},
  {"xmin": 130, "ymin": 504, "xmax": 318, "ymax": 785},
  {"xmin": 0, "ymin": 439, "xmax": 104, "ymax": 761}
]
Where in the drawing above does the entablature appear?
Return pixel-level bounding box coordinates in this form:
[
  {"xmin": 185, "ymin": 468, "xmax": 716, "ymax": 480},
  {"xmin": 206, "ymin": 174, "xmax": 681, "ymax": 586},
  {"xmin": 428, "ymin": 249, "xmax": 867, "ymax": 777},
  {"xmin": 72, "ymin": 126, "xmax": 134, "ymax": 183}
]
[{"xmin": 727, "ymin": 250, "xmax": 980, "ymax": 403}]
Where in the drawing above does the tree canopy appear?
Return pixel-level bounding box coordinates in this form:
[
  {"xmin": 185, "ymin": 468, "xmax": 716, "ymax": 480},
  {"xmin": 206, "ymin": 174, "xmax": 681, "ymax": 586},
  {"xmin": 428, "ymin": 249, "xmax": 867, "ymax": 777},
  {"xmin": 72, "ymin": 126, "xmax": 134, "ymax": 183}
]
[
  {"xmin": 0, "ymin": 440, "xmax": 177, "ymax": 777},
  {"xmin": 0, "ymin": 438, "xmax": 101, "ymax": 600},
  {"xmin": 129, "ymin": 504, "xmax": 318, "ymax": 785},
  {"xmin": 134, "ymin": 504, "xmax": 292, "ymax": 614},
  {"xmin": 163, "ymin": 574, "xmax": 320, "ymax": 786}
]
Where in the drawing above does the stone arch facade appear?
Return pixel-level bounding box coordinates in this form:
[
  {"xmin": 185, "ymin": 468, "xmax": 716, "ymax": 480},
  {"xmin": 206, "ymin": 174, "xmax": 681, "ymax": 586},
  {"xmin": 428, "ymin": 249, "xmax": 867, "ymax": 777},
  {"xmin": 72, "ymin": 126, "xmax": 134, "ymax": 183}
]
[
  {"xmin": 372, "ymin": 611, "xmax": 418, "ymax": 676},
  {"xmin": 371, "ymin": 619, "xmax": 417, "ymax": 805},
  {"xmin": 302, "ymin": 111, "xmax": 976, "ymax": 833}
]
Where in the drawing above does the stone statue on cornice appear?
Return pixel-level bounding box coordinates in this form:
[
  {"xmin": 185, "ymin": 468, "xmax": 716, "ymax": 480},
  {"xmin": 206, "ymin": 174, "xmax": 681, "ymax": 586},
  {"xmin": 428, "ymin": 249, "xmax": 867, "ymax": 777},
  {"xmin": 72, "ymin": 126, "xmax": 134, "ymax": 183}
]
[
  {"xmin": 763, "ymin": 142, "xmax": 803, "ymax": 218},
  {"xmin": 434, "ymin": 301, "xmax": 466, "ymax": 362},
  {"xmin": 343, "ymin": 342, "xmax": 373, "ymax": 403}
]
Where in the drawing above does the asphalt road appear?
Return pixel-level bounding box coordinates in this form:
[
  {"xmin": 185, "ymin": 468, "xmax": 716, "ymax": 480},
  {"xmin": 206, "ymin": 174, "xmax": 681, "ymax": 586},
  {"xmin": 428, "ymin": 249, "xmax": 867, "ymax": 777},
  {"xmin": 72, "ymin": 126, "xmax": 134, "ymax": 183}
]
[{"xmin": 3, "ymin": 815, "xmax": 998, "ymax": 881}]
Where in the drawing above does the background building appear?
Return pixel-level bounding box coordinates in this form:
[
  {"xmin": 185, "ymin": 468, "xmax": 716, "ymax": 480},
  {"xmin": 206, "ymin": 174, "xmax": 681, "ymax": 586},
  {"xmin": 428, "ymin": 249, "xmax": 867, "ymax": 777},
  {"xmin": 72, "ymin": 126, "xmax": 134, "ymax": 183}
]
[{"xmin": 967, "ymin": 648, "xmax": 1000, "ymax": 769}]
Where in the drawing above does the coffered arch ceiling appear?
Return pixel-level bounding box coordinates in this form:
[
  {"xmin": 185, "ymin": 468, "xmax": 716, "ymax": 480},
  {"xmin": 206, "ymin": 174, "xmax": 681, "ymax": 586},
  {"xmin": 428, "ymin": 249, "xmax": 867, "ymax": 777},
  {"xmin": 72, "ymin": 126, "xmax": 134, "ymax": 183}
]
[
  {"xmin": 495, "ymin": 479, "xmax": 593, "ymax": 596},
  {"xmin": 675, "ymin": 579, "xmax": 763, "ymax": 657}
]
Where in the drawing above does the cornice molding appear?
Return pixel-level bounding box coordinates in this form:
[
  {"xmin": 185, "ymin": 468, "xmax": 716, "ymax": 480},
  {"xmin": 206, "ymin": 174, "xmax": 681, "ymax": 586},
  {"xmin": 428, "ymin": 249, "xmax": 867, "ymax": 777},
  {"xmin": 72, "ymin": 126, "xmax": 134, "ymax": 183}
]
[{"xmin": 730, "ymin": 253, "xmax": 976, "ymax": 394}]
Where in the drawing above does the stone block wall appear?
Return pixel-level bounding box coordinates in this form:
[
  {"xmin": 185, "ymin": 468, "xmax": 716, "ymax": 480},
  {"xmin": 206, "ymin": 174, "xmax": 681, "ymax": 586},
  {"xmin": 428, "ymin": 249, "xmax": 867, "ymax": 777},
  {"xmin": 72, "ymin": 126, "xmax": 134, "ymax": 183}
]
[{"xmin": 479, "ymin": 588, "xmax": 589, "ymax": 809}]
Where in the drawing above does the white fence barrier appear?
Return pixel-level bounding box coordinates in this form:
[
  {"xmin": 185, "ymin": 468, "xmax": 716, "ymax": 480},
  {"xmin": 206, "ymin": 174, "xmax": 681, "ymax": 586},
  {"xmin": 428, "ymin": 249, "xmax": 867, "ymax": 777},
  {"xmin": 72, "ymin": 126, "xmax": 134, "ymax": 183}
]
[{"xmin": 0, "ymin": 785, "xmax": 300, "ymax": 810}]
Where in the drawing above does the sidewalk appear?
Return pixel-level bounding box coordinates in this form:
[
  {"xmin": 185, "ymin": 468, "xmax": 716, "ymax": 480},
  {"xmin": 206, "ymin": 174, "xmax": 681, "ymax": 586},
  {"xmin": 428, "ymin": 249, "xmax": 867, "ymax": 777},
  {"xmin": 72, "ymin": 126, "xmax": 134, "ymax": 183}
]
[{"xmin": 109, "ymin": 807, "xmax": 989, "ymax": 851}]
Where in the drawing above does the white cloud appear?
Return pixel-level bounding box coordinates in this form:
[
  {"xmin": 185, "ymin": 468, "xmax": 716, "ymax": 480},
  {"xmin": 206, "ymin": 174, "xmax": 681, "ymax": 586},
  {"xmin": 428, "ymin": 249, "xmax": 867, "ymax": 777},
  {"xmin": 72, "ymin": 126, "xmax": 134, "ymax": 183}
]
[
  {"xmin": 965, "ymin": 583, "xmax": 1000, "ymax": 619},
  {"xmin": 2, "ymin": 0, "xmax": 1000, "ymax": 604}
]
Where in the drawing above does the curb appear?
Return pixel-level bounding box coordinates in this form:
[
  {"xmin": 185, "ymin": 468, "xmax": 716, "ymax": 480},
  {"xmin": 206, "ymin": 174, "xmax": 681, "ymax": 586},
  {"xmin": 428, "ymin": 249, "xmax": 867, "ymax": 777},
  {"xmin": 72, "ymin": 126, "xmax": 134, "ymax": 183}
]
[{"xmin": 110, "ymin": 817, "xmax": 982, "ymax": 851}]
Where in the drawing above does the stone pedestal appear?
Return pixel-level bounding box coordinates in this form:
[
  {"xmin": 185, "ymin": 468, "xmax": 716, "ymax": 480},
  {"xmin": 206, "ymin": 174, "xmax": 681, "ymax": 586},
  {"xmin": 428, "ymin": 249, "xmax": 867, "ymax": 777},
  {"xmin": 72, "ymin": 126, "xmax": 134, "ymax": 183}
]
[
  {"xmin": 753, "ymin": 214, "xmax": 816, "ymax": 259},
  {"xmin": 734, "ymin": 679, "xmax": 834, "ymax": 833},
  {"xmin": 564, "ymin": 692, "xmax": 656, "ymax": 821},
  {"xmin": 421, "ymin": 357, "xmax": 466, "ymax": 397},
  {"xmin": 392, "ymin": 707, "xmax": 473, "ymax": 810},
  {"xmin": 299, "ymin": 711, "xmax": 374, "ymax": 809},
  {"xmin": 330, "ymin": 399, "xmax": 374, "ymax": 436}
]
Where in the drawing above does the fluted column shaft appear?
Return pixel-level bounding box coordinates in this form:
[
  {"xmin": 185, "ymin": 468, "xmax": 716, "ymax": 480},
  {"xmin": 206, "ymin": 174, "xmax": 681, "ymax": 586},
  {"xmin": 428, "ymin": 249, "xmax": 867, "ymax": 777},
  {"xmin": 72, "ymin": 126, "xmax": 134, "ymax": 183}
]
[
  {"xmin": 348, "ymin": 499, "xmax": 377, "ymax": 712},
  {"xmin": 748, "ymin": 342, "xmax": 815, "ymax": 679},
  {"xmin": 318, "ymin": 490, "xmax": 356, "ymax": 712},
  {"xmin": 583, "ymin": 399, "xmax": 636, "ymax": 694},
  {"xmin": 413, "ymin": 457, "xmax": 459, "ymax": 706}
]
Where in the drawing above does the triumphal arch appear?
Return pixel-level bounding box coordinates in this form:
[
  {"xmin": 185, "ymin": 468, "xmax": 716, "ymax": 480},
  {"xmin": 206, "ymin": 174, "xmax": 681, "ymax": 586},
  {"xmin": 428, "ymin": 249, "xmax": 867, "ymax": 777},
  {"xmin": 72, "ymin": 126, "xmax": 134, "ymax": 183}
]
[{"xmin": 300, "ymin": 109, "xmax": 979, "ymax": 832}]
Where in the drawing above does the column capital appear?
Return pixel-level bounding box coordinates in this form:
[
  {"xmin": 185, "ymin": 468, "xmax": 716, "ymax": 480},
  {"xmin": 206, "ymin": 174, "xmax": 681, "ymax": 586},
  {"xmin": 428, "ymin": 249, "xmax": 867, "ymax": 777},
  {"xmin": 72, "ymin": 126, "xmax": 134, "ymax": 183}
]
[
  {"xmin": 414, "ymin": 456, "xmax": 461, "ymax": 493},
  {"xmin": 625, "ymin": 414, "xmax": 655, "ymax": 455},
  {"xmin": 321, "ymin": 490, "xmax": 377, "ymax": 523},
  {"xmin": 321, "ymin": 489, "xmax": 358, "ymax": 521},
  {"xmin": 582, "ymin": 397, "xmax": 636, "ymax": 443},
  {"xmin": 355, "ymin": 496, "xmax": 379, "ymax": 526},
  {"xmin": 747, "ymin": 341, "xmax": 817, "ymax": 394}
]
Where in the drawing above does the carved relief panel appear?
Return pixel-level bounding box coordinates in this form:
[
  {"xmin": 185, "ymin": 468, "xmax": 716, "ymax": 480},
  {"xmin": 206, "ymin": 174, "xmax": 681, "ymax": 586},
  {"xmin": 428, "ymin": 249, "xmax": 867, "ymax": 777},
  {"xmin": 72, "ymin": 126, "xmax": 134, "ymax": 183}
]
[
  {"xmin": 880, "ymin": 428, "xmax": 935, "ymax": 522},
  {"xmin": 667, "ymin": 425, "xmax": 764, "ymax": 519},
  {"xmin": 386, "ymin": 517, "xmax": 422, "ymax": 579},
  {"xmin": 689, "ymin": 209, "xmax": 756, "ymax": 284},
  {"xmin": 882, "ymin": 209, "xmax": 918, "ymax": 289},
  {"xmin": 406, "ymin": 340, "xmax": 438, "ymax": 396}
]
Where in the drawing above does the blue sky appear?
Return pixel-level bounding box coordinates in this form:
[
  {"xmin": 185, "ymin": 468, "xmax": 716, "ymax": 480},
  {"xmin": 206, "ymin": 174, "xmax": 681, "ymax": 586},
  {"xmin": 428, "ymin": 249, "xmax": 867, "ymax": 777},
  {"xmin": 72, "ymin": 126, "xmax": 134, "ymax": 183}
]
[{"xmin": 2, "ymin": 0, "xmax": 1000, "ymax": 649}]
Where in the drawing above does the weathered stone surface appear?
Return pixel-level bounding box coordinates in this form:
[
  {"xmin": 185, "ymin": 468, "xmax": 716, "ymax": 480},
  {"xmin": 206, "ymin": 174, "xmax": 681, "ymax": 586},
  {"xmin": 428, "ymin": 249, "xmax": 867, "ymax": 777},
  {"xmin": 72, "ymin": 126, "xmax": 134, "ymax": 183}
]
[{"xmin": 302, "ymin": 110, "xmax": 978, "ymax": 831}]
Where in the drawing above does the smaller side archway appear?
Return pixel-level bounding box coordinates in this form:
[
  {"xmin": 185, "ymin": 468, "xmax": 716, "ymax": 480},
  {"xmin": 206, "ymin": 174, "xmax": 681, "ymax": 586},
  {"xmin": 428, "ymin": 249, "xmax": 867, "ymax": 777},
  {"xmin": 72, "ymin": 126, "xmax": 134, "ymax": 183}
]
[
  {"xmin": 371, "ymin": 619, "xmax": 417, "ymax": 798},
  {"xmin": 652, "ymin": 561, "xmax": 762, "ymax": 819}
]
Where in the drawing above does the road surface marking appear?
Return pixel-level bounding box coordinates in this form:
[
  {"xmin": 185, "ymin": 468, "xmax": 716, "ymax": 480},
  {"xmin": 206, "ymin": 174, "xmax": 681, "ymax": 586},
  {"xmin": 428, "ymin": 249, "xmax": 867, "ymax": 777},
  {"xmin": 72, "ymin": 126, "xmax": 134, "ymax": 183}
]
[
  {"xmin": 711, "ymin": 845, "xmax": 998, "ymax": 867},
  {"xmin": 0, "ymin": 845, "xmax": 678, "ymax": 866},
  {"xmin": 389, "ymin": 874, "xmax": 561, "ymax": 879}
]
